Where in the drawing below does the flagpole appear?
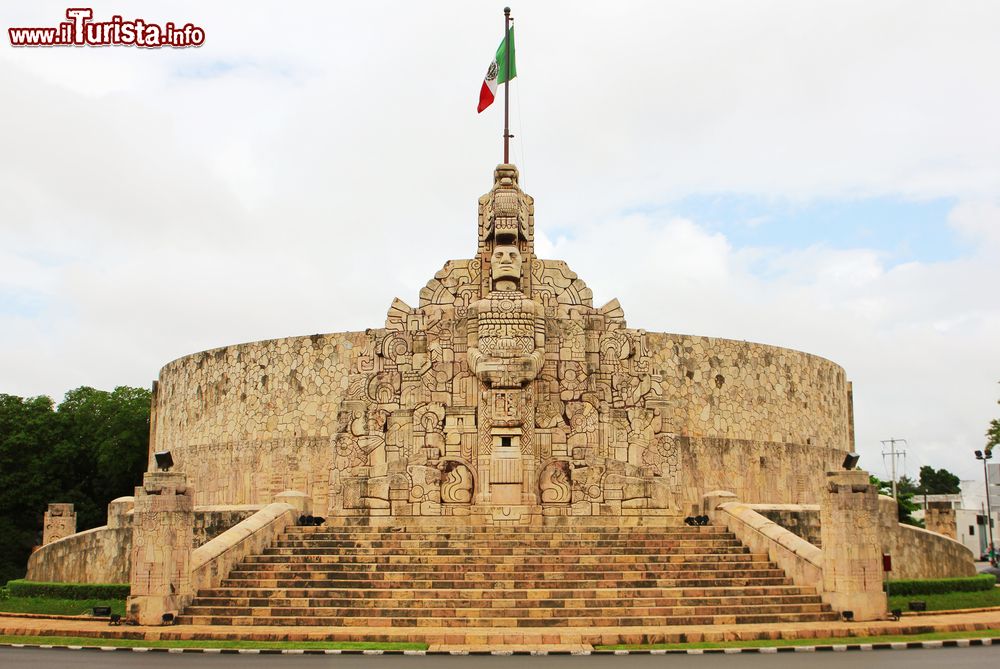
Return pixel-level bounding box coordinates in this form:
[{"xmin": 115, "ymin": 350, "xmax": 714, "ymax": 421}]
[{"xmin": 503, "ymin": 7, "xmax": 511, "ymax": 164}]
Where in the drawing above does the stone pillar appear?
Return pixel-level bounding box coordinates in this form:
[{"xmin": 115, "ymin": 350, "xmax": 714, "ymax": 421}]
[
  {"xmin": 42, "ymin": 503, "xmax": 76, "ymax": 545},
  {"xmin": 925, "ymin": 502, "xmax": 957, "ymax": 539},
  {"xmin": 127, "ymin": 471, "xmax": 194, "ymax": 625},
  {"xmin": 107, "ymin": 496, "xmax": 135, "ymax": 529},
  {"xmin": 275, "ymin": 490, "xmax": 313, "ymax": 516},
  {"xmin": 820, "ymin": 470, "xmax": 886, "ymax": 621},
  {"xmin": 702, "ymin": 490, "xmax": 738, "ymax": 522}
]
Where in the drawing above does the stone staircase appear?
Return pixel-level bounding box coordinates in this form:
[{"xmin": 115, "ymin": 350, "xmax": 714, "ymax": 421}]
[{"xmin": 177, "ymin": 523, "xmax": 838, "ymax": 628}]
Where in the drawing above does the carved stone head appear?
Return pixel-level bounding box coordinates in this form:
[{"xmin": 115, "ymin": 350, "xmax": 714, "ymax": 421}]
[{"xmin": 491, "ymin": 244, "xmax": 522, "ymax": 289}]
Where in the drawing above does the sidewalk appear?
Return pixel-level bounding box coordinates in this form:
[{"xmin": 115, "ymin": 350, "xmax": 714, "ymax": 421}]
[{"xmin": 2, "ymin": 608, "xmax": 999, "ymax": 648}]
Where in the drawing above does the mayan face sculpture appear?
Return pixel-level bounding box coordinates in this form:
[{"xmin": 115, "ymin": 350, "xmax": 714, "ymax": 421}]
[
  {"xmin": 466, "ymin": 244, "xmax": 545, "ymax": 389},
  {"xmin": 490, "ymin": 244, "xmax": 522, "ymax": 290}
]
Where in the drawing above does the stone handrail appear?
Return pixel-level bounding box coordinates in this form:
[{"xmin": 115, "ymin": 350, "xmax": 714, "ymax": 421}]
[
  {"xmin": 714, "ymin": 501, "xmax": 824, "ymax": 593},
  {"xmin": 190, "ymin": 502, "xmax": 298, "ymax": 593}
]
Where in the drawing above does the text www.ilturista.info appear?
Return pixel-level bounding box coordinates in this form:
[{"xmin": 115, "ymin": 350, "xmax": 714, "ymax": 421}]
[{"xmin": 9, "ymin": 8, "xmax": 204, "ymax": 48}]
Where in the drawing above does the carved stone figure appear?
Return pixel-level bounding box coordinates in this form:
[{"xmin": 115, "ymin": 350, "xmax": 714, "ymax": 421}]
[
  {"xmin": 466, "ymin": 245, "xmax": 545, "ymax": 389},
  {"xmin": 539, "ymin": 461, "xmax": 571, "ymax": 504},
  {"xmin": 440, "ymin": 462, "xmax": 474, "ymax": 504},
  {"xmin": 319, "ymin": 163, "xmax": 682, "ymax": 520}
]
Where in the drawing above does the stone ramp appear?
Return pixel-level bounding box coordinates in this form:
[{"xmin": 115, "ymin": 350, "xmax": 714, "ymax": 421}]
[{"xmin": 176, "ymin": 524, "xmax": 838, "ymax": 628}]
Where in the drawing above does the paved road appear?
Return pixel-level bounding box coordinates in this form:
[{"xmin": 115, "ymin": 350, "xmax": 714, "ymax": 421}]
[{"xmin": 1, "ymin": 646, "xmax": 997, "ymax": 668}]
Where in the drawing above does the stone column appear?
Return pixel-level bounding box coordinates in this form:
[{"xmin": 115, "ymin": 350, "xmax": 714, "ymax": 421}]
[
  {"xmin": 702, "ymin": 490, "xmax": 738, "ymax": 522},
  {"xmin": 925, "ymin": 502, "xmax": 958, "ymax": 539},
  {"xmin": 107, "ymin": 496, "xmax": 135, "ymax": 529},
  {"xmin": 127, "ymin": 471, "xmax": 194, "ymax": 625},
  {"xmin": 42, "ymin": 503, "xmax": 76, "ymax": 545},
  {"xmin": 820, "ymin": 470, "xmax": 887, "ymax": 621}
]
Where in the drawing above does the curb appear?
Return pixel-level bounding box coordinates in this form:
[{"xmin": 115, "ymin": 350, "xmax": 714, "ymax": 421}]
[
  {"xmin": 591, "ymin": 638, "xmax": 996, "ymax": 654},
  {"xmin": 0, "ymin": 637, "xmax": 995, "ymax": 655}
]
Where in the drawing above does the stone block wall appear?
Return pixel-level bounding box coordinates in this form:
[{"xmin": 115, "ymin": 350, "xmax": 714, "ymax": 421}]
[
  {"xmin": 924, "ymin": 501, "xmax": 958, "ymax": 540},
  {"xmin": 193, "ymin": 506, "xmax": 260, "ymax": 547},
  {"xmin": 26, "ymin": 526, "xmax": 131, "ymax": 584},
  {"xmin": 751, "ymin": 504, "xmax": 822, "ymax": 547},
  {"xmin": 150, "ymin": 333, "xmax": 369, "ymax": 511},
  {"xmin": 877, "ymin": 496, "xmax": 976, "ymax": 579},
  {"xmin": 24, "ymin": 503, "xmax": 262, "ymax": 585},
  {"xmin": 150, "ymin": 329, "xmax": 851, "ymax": 512},
  {"xmin": 645, "ymin": 333, "xmax": 851, "ymax": 449}
]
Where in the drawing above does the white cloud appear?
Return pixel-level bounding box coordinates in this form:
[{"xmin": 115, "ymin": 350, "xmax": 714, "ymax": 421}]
[{"xmin": 2, "ymin": 1, "xmax": 999, "ymax": 484}]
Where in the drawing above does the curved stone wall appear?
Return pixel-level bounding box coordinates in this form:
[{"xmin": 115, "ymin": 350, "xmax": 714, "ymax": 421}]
[
  {"xmin": 877, "ymin": 496, "xmax": 977, "ymax": 579},
  {"xmin": 26, "ymin": 526, "xmax": 131, "ymax": 584},
  {"xmin": 151, "ymin": 327, "xmax": 852, "ymax": 512}
]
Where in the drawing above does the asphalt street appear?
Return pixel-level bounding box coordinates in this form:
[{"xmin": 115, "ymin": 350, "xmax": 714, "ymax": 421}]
[{"xmin": 0, "ymin": 646, "xmax": 997, "ymax": 668}]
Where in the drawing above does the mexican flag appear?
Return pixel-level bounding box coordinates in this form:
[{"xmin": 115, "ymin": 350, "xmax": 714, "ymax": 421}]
[{"xmin": 477, "ymin": 28, "xmax": 516, "ymax": 113}]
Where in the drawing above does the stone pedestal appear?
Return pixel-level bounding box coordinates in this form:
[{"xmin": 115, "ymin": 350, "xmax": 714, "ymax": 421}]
[
  {"xmin": 127, "ymin": 472, "xmax": 194, "ymax": 625},
  {"xmin": 42, "ymin": 503, "xmax": 76, "ymax": 545},
  {"xmin": 107, "ymin": 496, "xmax": 135, "ymax": 529},
  {"xmin": 275, "ymin": 490, "xmax": 313, "ymax": 516},
  {"xmin": 925, "ymin": 502, "xmax": 958, "ymax": 539},
  {"xmin": 820, "ymin": 470, "xmax": 887, "ymax": 621},
  {"xmin": 702, "ymin": 490, "xmax": 738, "ymax": 521}
]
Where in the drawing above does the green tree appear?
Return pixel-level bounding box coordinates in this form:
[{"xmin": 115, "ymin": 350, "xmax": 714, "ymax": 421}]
[
  {"xmin": 987, "ymin": 382, "xmax": 1000, "ymax": 451},
  {"xmin": 0, "ymin": 395, "xmax": 61, "ymax": 584},
  {"xmin": 0, "ymin": 386, "xmax": 150, "ymax": 584},
  {"xmin": 917, "ymin": 466, "xmax": 962, "ymax": 495},
  {"xmin": 54, "ymin": 387, "xmax": 151, "ymax": 529},
  {"xmin": 869, "ymin": 474, "xmax": 922, "ymax": 527}
]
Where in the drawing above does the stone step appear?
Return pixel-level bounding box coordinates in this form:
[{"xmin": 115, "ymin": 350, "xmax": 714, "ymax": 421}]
[
  {"xmin": 272, "ymin": 538, "xmax": 742, "ymax": 549},
  {"xmin": 217, "ymin": 576, "xmax": 795, "ymax": 589},
  {"xmin": 232, "ymin": 560, "xmax": 777, "ymax": 574},
  {"xmin": 174, "ymin": 611, "xmax": 840, "ymax": 628},
  {"xmin": 260, "ymin": 546, "xmax": 752, "ymax": 557},
  {"xmin": 243, "ymin": 552, "xmax": 767, "ymax": 566},
  {"xmin": 284, "ymin": 533, "xmax": 733, "ymax": 542},
  {"xmin": 191, "ymin": 593, "xmax": 824, "ymax": 608},
  {"xmin": 289, "ymin": 525, "xmax": 702, "ymax": 534},
  {"xmin": 182, "ymin": 602, "xmax": 829, "ymax": 618},
  {"xmin": 181, "ymin": 522, "xmax": 830, "ymax": 629},
  {"xmin": 224, "ymin": 567, "xmax": 787, "ymax": 581},
  {"xmin": 197, "ymin": 583, "xmax": 819, "ymax": 600}
]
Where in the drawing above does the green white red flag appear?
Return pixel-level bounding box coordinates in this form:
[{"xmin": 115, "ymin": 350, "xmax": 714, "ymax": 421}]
[{"xmin": 478, "ymin": 27, "xmax": 516, "ymax": 113}]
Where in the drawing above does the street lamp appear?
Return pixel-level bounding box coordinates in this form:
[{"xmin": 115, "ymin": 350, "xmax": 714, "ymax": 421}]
[{"xmin": 975, "ymin": 449, "xmax": 995, "ymax": 565}]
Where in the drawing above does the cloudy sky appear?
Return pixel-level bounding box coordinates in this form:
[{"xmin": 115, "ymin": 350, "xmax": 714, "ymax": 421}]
[{"xmin": 2, "ymin": 1, "xmax": 998, "ymax": 490}]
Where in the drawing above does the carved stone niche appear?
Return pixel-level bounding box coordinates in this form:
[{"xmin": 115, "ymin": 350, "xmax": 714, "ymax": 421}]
[
  {"xmin": 440, "ymin": 461, "xmax": 474, "ymax": 504},
  {"xmin": 539, "ymin": 460, "xmax": 572, "ymax": 504}
]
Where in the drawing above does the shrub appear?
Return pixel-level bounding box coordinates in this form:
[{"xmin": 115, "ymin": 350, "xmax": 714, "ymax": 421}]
[
  {"xmin": 884, "ymin": 574, "xmax": 996, "ymax": 595},
  {"xmin": 5, "ymin": 579, "xmax": 129, "ymax": 600}
]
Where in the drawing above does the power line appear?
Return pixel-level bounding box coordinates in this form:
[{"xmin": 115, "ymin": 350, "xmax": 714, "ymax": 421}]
[{"xmin": 881, "ymin": 438, "xmax": 908, "ymax": 499}]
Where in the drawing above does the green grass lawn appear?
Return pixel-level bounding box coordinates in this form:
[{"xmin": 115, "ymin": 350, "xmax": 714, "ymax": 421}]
[
  {"xmin": 0, "ymin": 635, "xmax": 427, "ymax": 651},
  {"xmin": 0, "ymin": 597, "xmax": 126, "ymax": 617},
  {"xmin": 888, "ymin": 588, "xmax": 1000, "ymax": 612},
  {"xmin": 595, "ymin": 628, "xmax": 1000, "ymax": 651}
]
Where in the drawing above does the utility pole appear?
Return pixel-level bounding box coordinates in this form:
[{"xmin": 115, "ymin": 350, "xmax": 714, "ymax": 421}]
[
  {"xmin": 881, "ymin": 438, "xmax": 907, "ymax": 499},
  {"xmin": 976, "ymin": 449, "xmax": 995, "ymax": 564}
]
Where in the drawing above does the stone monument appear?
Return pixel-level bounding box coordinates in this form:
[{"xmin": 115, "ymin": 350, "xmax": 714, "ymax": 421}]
[
  {"xmin": 820, "ymin": 469, "xmax": 887, "ymax": 620},
  {"xmin": 42, "ymin": 503, "xmax": 76, "ymax": 545},
  {"xmin": 149, "ymin": 163, "xmax": 856, "ymax": 525},
  {"xmin": 126, "ymin": 471, "xmax": 194, "ymax": 625}
]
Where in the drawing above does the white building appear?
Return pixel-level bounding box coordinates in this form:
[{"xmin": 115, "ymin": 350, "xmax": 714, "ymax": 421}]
[{"xmin": 914, "ymin": 479, "xmax": 1000, "ymax": 560}]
